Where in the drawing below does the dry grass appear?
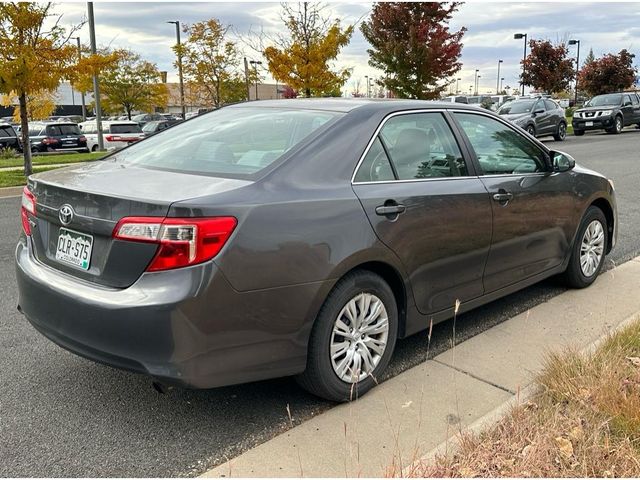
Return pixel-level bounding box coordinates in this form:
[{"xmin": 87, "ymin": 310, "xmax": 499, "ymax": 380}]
[{"xmin": 409, "ymin": 320, "xmax": 640, "ymax": 477}]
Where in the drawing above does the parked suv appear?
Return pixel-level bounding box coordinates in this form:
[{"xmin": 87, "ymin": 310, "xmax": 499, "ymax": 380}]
[
  {"xmin": 79, "ymin": 120, "xmax": 145, "ymax": 151},
  {"xmin": 572, "ymin": 92, "xmax": 640, "ymax": 135},
  {"xmin": 0, "ymin": 123, "xmax": 22, "ymax": 152},
  {"xmin": 497, "ymin": 97, "xmax": 567, "ymax": 141},
  {"xmin": 28, "ymin": 122, "xmax": 88, "ymax": 153},
  {"xmin": 141, "ymin": 119, "xmax": 182, "ymax": 136},
  {"xmin": 131, "ymin": 113, "xmax": 165, "ymax": 127}
]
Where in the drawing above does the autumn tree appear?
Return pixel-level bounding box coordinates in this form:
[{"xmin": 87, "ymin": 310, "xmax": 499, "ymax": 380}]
[
  {"xmin": 176, "ymin": 19, "xmax": 246, "ymax": 108},
  {"xmin": 281, "ymin": 85, "xmax": 298, "ymax": 98},
  {"xmin": 578, "ymin": 49, "xmax": 637, "ymax": 97},
  {"xmin": 521, "ymin": 40, "xmax": 574, "ymax": 94},
  {"xmin": 361, "ymin": 2, "xmax": 466, "ymax": 99},
  {"xmin": 0, "ymin": 2, "xmax": 80, "ymax": 175},
  {"xmin": 264, "ymin": 2, "xmax": 354, "ymax": 98},
  {"xmin": 96, "ymin": 49, "xmax": 168, "ymax": 119}
]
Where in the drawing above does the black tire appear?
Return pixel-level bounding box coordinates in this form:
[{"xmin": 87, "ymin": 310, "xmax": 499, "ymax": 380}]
[
  {"xmin": 91, "ymin": 145, "xmax": 98, "ymax": 152},
  {"xmin": 561, "ymin": 206, "xmax": 608, "ymax": 289},
  {"xmin": 553, "ymin": 122, "xmax": 567, "ymax": 141},
  {"xmin": 607, "ymin": 115, "xmax": 623, "ymax": 134},
  {"xmin": 526, "ymin": 124, "xmax": 536, "ymax": 137},
  {"xmin": 574, "ymin": 129, "xmax": 585, "ymax": 136},
  {"xmin": 296, "ymin": 270, "xmax": 398, "ymax": 402}
]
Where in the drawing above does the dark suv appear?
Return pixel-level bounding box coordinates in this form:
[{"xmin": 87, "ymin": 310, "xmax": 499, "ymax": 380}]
[
  {"xmin": 0, "ymin": 123, "xmax": 22, "ymax": 152},
  {"xmin": 497, "ymin": 97, "xmax": 567, "ymax": 141},
  {"xmin": 572, "ymin": 92, "xmax": 640, "ymax": 135},
  {"xmin": 28, "ymin": 122, "xmax": 88, "ymax": 153}
]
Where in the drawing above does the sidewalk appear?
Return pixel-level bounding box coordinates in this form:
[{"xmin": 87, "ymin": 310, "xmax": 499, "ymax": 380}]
[{"xmin": 201, "ymin": 256, "xmax": 640, "ymax": 477}]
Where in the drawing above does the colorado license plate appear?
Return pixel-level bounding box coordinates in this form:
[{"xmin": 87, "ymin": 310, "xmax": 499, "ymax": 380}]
[{"xmin": 55, "ymin": 228, "xmax": 93, "ymax": 270}]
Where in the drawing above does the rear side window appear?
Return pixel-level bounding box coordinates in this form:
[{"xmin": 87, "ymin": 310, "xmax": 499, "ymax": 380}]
[
  {"xmin": 110, "ymin": 124, "xmax": 142, "ymax": 134},
  {"xmin": 0, "ymin": 126, "xmax": 14, "ymax": 138},
  {"xmin": 623, "ymin": 94, "xmax": 632, "ymax": 106},
  {"xmin": 116, "ymin": 107, "xmax": 342, "ymax": 177},
  {"xmin": 354, "ymin": 137, "xmax": 395, "ymax": 182},
  {"xmin": 544, "ymin": 100, "xmax": 558, "ymax": 110},
  {"xmin": 631, "ymin": 94, "xmax": 639, "ymax": 105}
]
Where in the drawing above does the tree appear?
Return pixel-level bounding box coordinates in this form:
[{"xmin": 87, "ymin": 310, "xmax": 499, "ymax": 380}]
[
  {"xmin": 264, "ymin": 2, "xmax": 354, "ymax": 98},
  {"xmin": 578, "ymin": 49, "xmax": 637, "ymax": 97},
  {"xmin": 583, "ymin": 47, "xmax": 595, "ymax": 66},
  {"xmin": 98, "ymin": 49, "xmax": 168, "ymax": 119},
  {"xmin": 0, "ymin": 2, "xmax": 80, "ymax": 175},
  {"xmin": 176, "ymin": 19, "xmax": 246, "ymax": 108},
  {"xmin": 361, "ymin": 2, "xmax": 466, "ymax": 99},
  {"xmin": 521, "ymin": 40, "xmax": 574, "ymax": 94},
  {"xmin": 281, "ymin": 85, "xmax": 298, "ymax": 98}
]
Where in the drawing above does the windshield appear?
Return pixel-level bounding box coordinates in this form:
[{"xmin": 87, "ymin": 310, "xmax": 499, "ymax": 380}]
[
  {"xmin": 113, "ymin": 107, "xmax": 342, "ymax": 177},
  {"xmin": 111, "ymin": 124, "xmax": 143, "ymax": 134},
  {"xmin": 142, "ymin": 122, "xmax": 159, "ymax": 132},
  {"xmin": 497, "ymin": 100, "xmax": 536, "ymax": 115},
  {"xmin": 586, "ymin": 94, "xmax": 622, "ymax": 107}
]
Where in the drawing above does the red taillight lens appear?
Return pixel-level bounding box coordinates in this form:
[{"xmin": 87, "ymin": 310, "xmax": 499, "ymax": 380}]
[
  {"xmin": 41, "ymin": 137, "xmax": 57, "ymax": 145},
  {"xmin": 79, "ymin": 135, "xmax": 87, "ymax": 142},
  {"xmin": 104, "ymin": 135, "xmax": 113, "ymax": 142},
  {"xmin": 20, "ymin": 186, "xmax": 36, "ymax": 235},
  {"xmin": 113, "ymin": 216, "xmax": 237, "ymax": 272}
]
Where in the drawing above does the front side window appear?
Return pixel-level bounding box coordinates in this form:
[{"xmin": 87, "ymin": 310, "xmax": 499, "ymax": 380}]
[
  {"xmin": 113, "ymin": 107, "xmax": 342, "ymax": 177},
  {"xmin": 623, "ymin": 94, "xmax": 632, "ymax": 106},
  {"xmin": 455, "ymin": 113, "xmax": 546, "ymax": 175},
  {"xmin": 378, "ymin": 112, "xmax": 467, "ymax": 180}
]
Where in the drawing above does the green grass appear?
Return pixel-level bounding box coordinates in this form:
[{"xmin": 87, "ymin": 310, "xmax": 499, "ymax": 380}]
[
  {"xmin": 0, "ymin": 166, "xmax": 61, "ymax": 188},
  {"xmin": 0, "ymin": 151, "xmax": 106, "ymax": 169},
  {"xmin": 566, "ymin": 116, "xmax": 574, "ymax": 135}
]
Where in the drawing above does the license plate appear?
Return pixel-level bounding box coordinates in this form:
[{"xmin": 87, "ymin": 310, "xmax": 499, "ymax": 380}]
[
  {"xmin": 55, "ymin": 228, "xmax": 93, "ymax": 270},
  {"xmin": 585, "ymin": 121, "xmax": 593, "ymax": 127}
]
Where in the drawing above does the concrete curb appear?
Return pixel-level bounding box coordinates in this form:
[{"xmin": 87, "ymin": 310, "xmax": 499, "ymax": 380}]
[
  {"xmin": 410, "ymin": 309, "xmax": 640, "ymax": 473},
  {"xmin": 0, "ymin": 186, "xmax": 24, "ymax": 198}
]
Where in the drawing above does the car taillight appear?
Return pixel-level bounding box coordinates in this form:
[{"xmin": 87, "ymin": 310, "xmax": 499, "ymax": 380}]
[
  {"xmin": 21, "ymin": 186, "xmax": 36, "ymax": 235},
  {"xmin": 113, "ymin": 216, "xmax": 237, "ymax": 271},
  {"xmin": 79, "ymin": 135, "xmax": 86, "ymax": 142},
  {"xmin": 41, "ymin": 137, "xmax": 57, "ymax": 145}
]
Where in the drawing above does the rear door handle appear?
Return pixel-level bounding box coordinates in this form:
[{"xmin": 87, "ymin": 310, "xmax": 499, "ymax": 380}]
[
  {"xmin": 375, "ymin": 204, "xmax": 406, "ymax": 216},
  {"xmin": 492, "ymin": 192, "xmax": 513, "ymax": 203}
]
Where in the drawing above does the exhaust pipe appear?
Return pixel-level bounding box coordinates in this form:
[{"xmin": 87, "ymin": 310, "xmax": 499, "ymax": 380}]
[{"xmin": 151, "ymin": 381, "xmax": 173, "ymax": 394}]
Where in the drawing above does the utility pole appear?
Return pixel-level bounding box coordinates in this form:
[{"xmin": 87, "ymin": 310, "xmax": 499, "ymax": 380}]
[
  {"xmin": 514, "ymin": 33, "xmax": 528, "ymax": 95},
  {"xmin": 243, "ymin": 57, "xmax": 251, "ymax": 100},
  {"xmin": 72, "ymin": 37, "xmax": 87, "ymax": 121},
  {"xmin": 456, "ymin": 78, "xmax": 461, "ymax": 94},
  {"xmin": 496, "ymin": 59, "xmax": 503, "ymax": 94},
  {"xmin": 87, "ymin": 2, "xmax": 104, "ymax": 151},
  {"xmin": 249, "ymin": 60, "xmax": 262, "ymax": 100},
  {"xmin": 167, "ymin": 21, "xmax": 186, "ymax": 119}
]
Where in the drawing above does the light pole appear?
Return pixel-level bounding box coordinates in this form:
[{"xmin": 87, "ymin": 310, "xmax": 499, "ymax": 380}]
[
  {"xmin": 456, "ymin": 77, "xmax": 461, "ymax": 94},
  {"xmin": 500, "ymin": 77, "xmax": 504, "ymax": 92},
  {"xmin": 514, "ymin": 33, "xmax": 528, "ymax": 95},
  {"xmin": 87, "ymin": 2, "xmax": 104, "ymax": 151},
  {"xmin": 569, "ymin": 39, "xmax": 581, "ymax": 105},
  {"xmin": 496, "ymin": 59, "xmax": 503, "ymax": 94},
  {"xmin": 476, "ymin": 75, "xmax": 482, "ymax": 95},
  {"xmin": 365, "ymin": 75, "xmax": 369, "ymax": 98},
  {"xmin": 72, "ymin": 37, "xmax": 87, "ymax": 121},
  {"xmin": 167, "ymin": 21, "xmax": 186, "ymax": 119},
  {"xmin": 474, "ymin": 69, "xmax": 479, "ymax": 95},
  {"xmin": 249, "ymin": 60, "xmax": 262, "ymax": 100},
  {"xmin": 368, "ymin": 77, "xmax": 374, "ymax": 98}
]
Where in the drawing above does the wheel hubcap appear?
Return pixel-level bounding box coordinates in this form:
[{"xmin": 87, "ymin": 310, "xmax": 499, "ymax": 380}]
[
  {"xmin": 559, "ymin": 124, "xmax": 566, "ymax": 138},
  {"xmin": 330, "ymin": 293, "xmax": 389, "ymax": 383},
  {"xmin": 617, "ymin": 118, "xmax": 622, "ymax": 132},
  {"xmin": 580, "ymin": 220, "xmax": 605, "ymax": 277}
]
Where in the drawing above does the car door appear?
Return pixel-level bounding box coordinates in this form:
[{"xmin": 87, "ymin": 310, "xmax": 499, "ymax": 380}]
[
  {"xmin": 452, "ymin": 111, "xmax": 576, "ymax": 293},
  {"xmin": 352, "ymin": 111, "xmax": 493, "ymax": 314},
  {"xmin": 544, "ymin": 99, "xmax": 562, "ymax": 132},
  {"xmin": 629, "ymin": 94, "xmax": 640, "ymax": 124},
  {"xmin": 532, "ymin": 99, "xmax": 552, "ymax": 135}
]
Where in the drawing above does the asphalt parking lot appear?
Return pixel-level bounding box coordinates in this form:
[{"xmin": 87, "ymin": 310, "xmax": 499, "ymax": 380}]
[{"xmin": 1, "ymin": 129, "xmax": 640, "ymax": 477}]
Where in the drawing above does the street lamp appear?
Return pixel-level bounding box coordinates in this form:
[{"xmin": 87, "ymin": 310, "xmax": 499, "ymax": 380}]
[
  {"xmin": 456, "ymin": 77, "xmax": 461, "ymax": 94},
  {"xmin": 514, "ymin": 33, "xmax": 528, "ymax": 95},
  {"xmin": 167, "ymin": 21, "xmax": 186, "ymax": 119},
  {"xmin": 476, "ymin": 75, "xmax": 482, "ymax": 95},
  {"xmin": 365, "ymin": 75, "xmax": 369, "ymax": 98},
  {"xmin": 569, "ymin": 39, "xmax": 581, "ymax": 105},
  {"xmin": 496, "ymin": 59, "xmax": 503, "ymax": 94},
  {"xmin": 249, "ymin": 60, "xmax": 262, "ymax": 100},
  {"xmin": 500, "ymin": 77, "xmax": 504, "ymax": 92},
  {"xmin": 368, "ymin": 77, "xmax": 375, "ymax": 98},
  {"xmin": 71, "ymin": 37, "xmax": 87, "ymax": 121},
  {"xmin": 474, "ymin": 69, "xmax": 479, "ymax": 95}
]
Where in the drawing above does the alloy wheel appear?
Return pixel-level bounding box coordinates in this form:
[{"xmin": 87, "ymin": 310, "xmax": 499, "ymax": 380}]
[
  {"xmin": 330, "ymin": 293, "xmax": 389, "ymax": 383},
  {"xmin": 616, "ymin": 117, "xmax": 623, "ymax": 133},
  {"xmin": 580, "ymin": 220, "xmax": 605, "ymax": 277},
  {"xmin": 558, "ymin": 123, "xmax": 566, "ymax": 139}
]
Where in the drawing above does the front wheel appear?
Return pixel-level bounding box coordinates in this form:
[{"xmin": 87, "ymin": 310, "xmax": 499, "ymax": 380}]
[
  {"xmin": 526, "ymin": 124, "xmax": 536, "ymax": 137},
  {"xmin": 561, "ymin": 206, "xmax": 608, "ymax": 288},
  {"xmin": 553, "ymin": 122, "xmax": 567, "ymax": 141},
  {"xmin": 607, "ymin": 116, "xmax": 623, "ymax": 134},
  {"xmin": 296, "ymin": 271, "xmax": 398, "ymax": 402}
]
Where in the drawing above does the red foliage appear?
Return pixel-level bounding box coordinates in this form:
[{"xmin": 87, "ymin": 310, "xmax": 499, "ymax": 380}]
[
  {"xmin": 281, "ymin": 85, "xmax": 298, "ymax": 99},
  {"xmin": 521, "ymin": 40, "xmax": 574, "ymax": 94},
  {"xmin": 578, "ymin": 49, "xmax": 637, "ymax": 96}
]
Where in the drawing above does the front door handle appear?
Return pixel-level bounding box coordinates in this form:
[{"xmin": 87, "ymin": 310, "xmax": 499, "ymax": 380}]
[
  {"xmin": 492, "ymin": 192, "xmax": 513, "ymax": 203},
  {"xmin": 375, "ymin": 204, "xmax": 406, "ymax": 216}
]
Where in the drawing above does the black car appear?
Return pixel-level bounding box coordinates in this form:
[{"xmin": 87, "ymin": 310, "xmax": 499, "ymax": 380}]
[
  {"xmin": 16, "ymin": 99, "xmax": 616, "ymax": 402},
  {"xmin": 572, "ymin": 92, "xmax": 640, "ymax": 135},
  {"xmin": 0, "ymin": 123, "xmax": 22, "ymax": 152},
  {"xmin": 141, "ymin": 119, "xmax": 182, "ymax": 136},
  {"xmin": 497, "ymin": 97, "xmax": 567, "ymax": 140},
  {"xmin": 28, "ymin": 122, "xmax": 88, "ymax": 153}
]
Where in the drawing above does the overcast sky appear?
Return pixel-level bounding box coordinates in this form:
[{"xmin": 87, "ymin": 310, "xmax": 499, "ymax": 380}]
[{"xmin": 56, "ymin": 1, "xmax": 639, "ymax": 95}]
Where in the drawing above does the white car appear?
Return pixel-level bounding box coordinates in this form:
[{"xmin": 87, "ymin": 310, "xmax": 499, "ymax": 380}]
[{"xmin": 79, "ymin": 120, "xmax": 145, "ymax": 151}]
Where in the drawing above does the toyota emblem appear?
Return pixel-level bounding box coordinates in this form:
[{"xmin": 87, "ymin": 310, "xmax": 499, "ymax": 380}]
[{"xmin": 59, "ymin": 204, "xmax": 74, "ymax": 226}]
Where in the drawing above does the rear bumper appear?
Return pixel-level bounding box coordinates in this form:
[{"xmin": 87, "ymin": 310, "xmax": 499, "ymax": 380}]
[{"xmin": 15, "ymin": 237, "xmax": 330, "ymax": 388}]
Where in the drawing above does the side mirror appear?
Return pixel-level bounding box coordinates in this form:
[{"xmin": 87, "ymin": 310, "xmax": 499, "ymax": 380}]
[
  {"xmin": 624, "ymin": 101, "xmax": 632, "ymax": 107},
  {"xmin": 550, "ymin": 151, "xmax": 576, "ymax": 172}
]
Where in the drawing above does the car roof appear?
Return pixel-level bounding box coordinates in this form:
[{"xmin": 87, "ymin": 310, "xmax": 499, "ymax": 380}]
[
  {"xmin": 29, "ymin": 121, "xmax": 78, "ymax": 126},
  {"xmin": 80, "ymin": 120, "xmax": 138, "ymax": 125},
  {"xmin": 227, "ymin": 98, "xmax": 487, "ymax": 113}
]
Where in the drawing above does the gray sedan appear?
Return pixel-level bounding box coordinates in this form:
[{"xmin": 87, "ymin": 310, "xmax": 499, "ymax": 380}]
[
  {"xmin": 16, "ymin": 99, "xmax": 616, "ymax": 401},
  {"xmin": 497, "ymin": 97, "xmax": 567, "ymax": 141}
]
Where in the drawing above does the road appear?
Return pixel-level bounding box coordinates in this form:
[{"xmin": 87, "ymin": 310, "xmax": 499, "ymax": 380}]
[{"xmin": 1, "ymin": 130, "xmax": 640, "ymax": 477}]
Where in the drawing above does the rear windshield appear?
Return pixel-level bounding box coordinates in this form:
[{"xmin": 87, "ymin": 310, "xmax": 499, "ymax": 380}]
[
  {"xmin": 46, "ymin": 124, "xmax": 81, "ymax": 136},
  {"xmin": 586, "ymin": 94, "xmax": 622, "ymax": 107},
  {"xmin": 0, "ymin": 126, "xmax": 15, "ymax": 137},
  {"xmin": 497, "ymin": 100, "xmax": 536, "ymax": 114},
  {"xmin": 110, "ymin": 124, "xmax": 142, "ymax": 134},
  {"xmin": 113, "ymin": 107, "xmax": 342, "ymax": 177},
  {"xmin": 142, "ymin": 122, "xmax": 160, "ymax": 132}
]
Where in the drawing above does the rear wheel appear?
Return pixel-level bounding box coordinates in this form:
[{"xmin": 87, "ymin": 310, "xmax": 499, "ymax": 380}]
[
  {"xmin": 553, "ymin": 122, "xmax": 567, "ymax": 141},
  {"xmin": 91, "ymin": 145, "xmax": 98, "ymax": 152},
  {"xmin": 561, "ymin": 206, "xmax": 607, "ymax": 288},
  {"xmin": 296, "ymin": 270, "xmax": 398, "ymax": 402}
]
